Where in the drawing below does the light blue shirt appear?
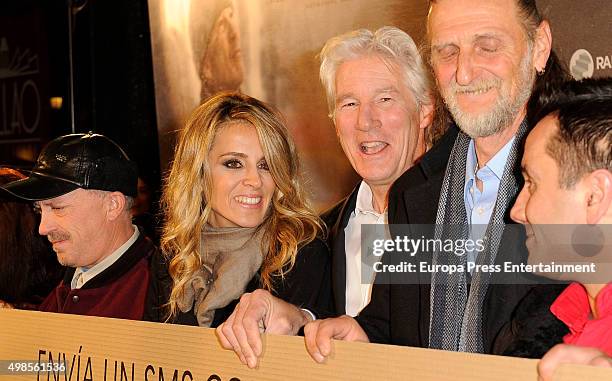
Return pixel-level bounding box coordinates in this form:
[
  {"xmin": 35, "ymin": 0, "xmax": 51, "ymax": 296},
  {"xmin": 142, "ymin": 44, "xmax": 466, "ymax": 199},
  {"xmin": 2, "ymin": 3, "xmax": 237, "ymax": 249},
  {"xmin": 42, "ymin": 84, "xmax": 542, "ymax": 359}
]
[{"xmin": 464, "ymin": 137, "xmax": 515, "ymax": 266}]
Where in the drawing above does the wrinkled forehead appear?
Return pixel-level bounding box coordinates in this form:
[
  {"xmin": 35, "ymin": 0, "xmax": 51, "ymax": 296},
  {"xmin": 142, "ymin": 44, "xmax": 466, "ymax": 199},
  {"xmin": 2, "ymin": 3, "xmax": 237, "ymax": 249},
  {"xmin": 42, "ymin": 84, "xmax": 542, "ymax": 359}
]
[
  {"xmin": 427, "ymin": 0, "xmax": 522, "ymax": 43},
  {"xmin": 334, "ymin": 55, "xmax": 411, "ymax": 98}
]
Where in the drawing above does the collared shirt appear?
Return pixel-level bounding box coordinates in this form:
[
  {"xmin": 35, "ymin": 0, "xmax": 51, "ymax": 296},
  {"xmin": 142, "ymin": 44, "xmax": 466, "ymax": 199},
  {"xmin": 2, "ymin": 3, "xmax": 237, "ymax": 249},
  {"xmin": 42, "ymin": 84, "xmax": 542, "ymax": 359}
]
[
  {"xmin": 71, "ymin": 225, "xmax": 139, "ymax": 289},
  {"xmin": 463, "ymin": 137, "xmax": 515, "ymax": 266},
  {"xmin": 551, "ymin": 282, "xmax": 612, "ymax": 356},
  {"xmin": 344, "ymin": 181, "xmax": 388, "ymax": 317}
]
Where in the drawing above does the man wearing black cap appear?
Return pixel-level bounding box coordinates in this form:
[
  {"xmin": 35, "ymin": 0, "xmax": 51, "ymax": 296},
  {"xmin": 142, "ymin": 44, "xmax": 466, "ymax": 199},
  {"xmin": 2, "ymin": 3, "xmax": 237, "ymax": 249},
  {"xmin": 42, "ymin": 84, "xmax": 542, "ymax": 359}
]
[{"xmin": 2, "ymin": 133, "xmax": 159, "ymax": 320}]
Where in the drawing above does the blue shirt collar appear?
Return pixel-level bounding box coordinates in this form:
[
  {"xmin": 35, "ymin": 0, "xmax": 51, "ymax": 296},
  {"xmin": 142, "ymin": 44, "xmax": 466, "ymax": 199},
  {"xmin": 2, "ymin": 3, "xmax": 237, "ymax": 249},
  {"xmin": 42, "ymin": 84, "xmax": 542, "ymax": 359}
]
[{"xmin": 465, "ymin": 136, "xmax": 516, "ymax": 183}]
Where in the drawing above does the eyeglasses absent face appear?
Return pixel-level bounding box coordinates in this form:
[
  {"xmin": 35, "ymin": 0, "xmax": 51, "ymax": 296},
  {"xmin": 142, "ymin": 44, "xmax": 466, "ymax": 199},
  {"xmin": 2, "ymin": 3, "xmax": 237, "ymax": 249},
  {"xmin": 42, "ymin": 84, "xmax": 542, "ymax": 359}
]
[{"xmin": 207, "ymin": 122, "xmax": 276, "ymax": 228}]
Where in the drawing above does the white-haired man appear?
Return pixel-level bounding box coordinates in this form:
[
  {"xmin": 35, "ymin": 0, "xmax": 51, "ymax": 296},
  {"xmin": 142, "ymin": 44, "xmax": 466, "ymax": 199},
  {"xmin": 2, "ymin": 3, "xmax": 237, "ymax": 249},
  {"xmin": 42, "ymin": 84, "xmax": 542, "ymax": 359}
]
[
  {"xmin": 215, "ymin": 26, "xmax": 439, "ymax": 368},
  {"xmin": 305, "ymin": 0, "xmax": 569, "ymax": 361}
]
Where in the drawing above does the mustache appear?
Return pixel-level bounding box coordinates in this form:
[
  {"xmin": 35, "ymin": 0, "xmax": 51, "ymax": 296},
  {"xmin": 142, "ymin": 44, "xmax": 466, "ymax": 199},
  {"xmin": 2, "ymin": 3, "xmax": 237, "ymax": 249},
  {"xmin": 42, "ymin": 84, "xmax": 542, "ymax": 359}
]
[
  {"xmin": 47, "ymin": 231, "xmax": 70, "ymax": 243},
  {"xmin": 450, "ymin": 78, "xmax": 502, "ymax": 94}
]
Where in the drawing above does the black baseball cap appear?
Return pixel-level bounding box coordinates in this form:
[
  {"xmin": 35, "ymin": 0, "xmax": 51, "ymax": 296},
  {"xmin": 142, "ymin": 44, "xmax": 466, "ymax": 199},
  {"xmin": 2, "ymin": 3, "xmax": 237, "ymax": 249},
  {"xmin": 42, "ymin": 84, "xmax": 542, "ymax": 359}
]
[{"xmin": 1, "ymin": 133, "xmax": 138, "ymax": 201}]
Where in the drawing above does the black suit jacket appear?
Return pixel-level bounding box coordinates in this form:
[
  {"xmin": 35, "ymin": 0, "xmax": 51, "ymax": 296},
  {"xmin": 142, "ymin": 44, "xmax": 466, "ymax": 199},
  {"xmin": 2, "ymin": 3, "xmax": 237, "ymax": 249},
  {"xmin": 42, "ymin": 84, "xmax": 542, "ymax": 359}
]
[
  {"xmin": 356, "ymin": 125, "xmax": 566, "ymax": 356},
  {"xmin": 320, "ymin": 185, "xmax": 359, "ymax": 316}
]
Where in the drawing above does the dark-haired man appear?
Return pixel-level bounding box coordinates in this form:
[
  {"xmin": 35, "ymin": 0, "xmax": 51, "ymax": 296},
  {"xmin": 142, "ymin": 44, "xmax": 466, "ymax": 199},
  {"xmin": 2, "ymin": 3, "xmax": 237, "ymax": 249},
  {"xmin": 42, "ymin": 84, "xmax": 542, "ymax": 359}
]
[{"xmin": 510, "ymin": 78, "xmax": 612, "ymax": 380}]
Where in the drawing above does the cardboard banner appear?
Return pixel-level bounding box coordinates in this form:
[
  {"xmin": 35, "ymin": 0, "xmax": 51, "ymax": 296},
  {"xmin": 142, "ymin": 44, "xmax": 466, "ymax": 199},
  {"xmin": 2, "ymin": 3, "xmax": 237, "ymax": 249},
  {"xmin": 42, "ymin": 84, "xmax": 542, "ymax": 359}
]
[{"xmin": 1, "ymin": 309, "xmax": 611, "ymax": 381}]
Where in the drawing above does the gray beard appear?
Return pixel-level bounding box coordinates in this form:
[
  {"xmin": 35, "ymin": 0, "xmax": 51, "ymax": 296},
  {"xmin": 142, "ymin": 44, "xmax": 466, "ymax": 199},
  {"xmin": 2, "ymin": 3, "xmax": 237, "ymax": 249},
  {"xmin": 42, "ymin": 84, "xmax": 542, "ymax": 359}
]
[{"xmin": 443, "ymin": 55, "xmax": 535, "ymax": 139}]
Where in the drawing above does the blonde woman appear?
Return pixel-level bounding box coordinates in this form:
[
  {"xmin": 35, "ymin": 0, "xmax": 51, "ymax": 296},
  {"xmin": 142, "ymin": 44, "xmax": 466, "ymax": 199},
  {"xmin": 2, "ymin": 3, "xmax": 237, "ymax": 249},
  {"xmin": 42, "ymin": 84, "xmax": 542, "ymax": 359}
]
[{"xmin": 145, "ymin": 92, "xmax": 331, "ymax": 326}]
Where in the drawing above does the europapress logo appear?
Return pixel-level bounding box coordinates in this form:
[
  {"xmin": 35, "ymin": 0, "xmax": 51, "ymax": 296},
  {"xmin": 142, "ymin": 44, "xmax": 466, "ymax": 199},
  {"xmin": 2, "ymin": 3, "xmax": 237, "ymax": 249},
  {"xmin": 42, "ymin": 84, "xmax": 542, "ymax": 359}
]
[{"xmin": 570, "ymin": 49, "xmax": 594, "ymax": 80}]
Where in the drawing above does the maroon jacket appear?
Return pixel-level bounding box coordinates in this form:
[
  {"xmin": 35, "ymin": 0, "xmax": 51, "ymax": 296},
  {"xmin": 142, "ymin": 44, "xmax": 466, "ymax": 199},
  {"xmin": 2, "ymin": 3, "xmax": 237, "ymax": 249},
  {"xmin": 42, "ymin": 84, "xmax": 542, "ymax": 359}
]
[{"xmin": 39, "ymin": 231, "xmax": 158, "ymax": 320}]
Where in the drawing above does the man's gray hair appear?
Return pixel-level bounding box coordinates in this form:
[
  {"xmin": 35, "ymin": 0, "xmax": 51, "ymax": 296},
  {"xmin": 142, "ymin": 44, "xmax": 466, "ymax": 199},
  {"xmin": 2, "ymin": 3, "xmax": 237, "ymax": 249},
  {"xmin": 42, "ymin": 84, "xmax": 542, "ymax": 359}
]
[
  {"xmin": 319, "ymin": 26, "xmax": 433, "ymax": 119},
  {"xmin": 88, "ymin": 189, "xmax": 134, "ymax": 213}
]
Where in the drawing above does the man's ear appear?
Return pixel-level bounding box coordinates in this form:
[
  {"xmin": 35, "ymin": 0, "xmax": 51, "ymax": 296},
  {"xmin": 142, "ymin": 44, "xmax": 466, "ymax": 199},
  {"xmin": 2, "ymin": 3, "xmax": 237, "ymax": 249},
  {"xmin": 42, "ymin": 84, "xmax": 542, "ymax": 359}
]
[
  {"xmin": 419, "ymin": 101, "xmax": 434, "ymax": 130},
  {"xmin": 585, "ymin": 169, "xmax": 612, "ymax": 224},
  {"xmin": 533, "ymin": 20, "xmax": 552, "ymax": 73},
  {"xmin": 106, "ymin": 192, "xmax": 127, "ymax": 221}
]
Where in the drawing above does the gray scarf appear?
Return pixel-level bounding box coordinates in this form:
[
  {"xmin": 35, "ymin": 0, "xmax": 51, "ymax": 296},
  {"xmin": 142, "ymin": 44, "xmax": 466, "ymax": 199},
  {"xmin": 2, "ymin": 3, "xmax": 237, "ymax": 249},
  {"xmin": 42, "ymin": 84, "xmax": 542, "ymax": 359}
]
[
  {"xmin": 177, "ymin": 225, "xmax": 265, "ymax": 327},
  {"xmin": 428, "ymin": 120, "xmax": 528, "ymax": 352}
]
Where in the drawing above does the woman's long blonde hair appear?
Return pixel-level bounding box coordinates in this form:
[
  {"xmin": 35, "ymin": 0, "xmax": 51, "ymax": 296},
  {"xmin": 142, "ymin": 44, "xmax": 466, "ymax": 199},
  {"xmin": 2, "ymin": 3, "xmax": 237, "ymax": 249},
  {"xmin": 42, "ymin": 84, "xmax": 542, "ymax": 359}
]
[{"xmin": 161, "ymin": 92, "xmax": 324, "ymax": 317}]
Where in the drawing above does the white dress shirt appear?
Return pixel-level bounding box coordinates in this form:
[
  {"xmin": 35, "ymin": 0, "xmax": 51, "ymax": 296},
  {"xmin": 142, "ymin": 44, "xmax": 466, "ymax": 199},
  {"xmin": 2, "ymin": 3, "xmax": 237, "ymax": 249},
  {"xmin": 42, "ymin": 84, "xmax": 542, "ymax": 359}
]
[{"xmin": 344, "ymin": 181, "xmax": 388, "ymax": 317}]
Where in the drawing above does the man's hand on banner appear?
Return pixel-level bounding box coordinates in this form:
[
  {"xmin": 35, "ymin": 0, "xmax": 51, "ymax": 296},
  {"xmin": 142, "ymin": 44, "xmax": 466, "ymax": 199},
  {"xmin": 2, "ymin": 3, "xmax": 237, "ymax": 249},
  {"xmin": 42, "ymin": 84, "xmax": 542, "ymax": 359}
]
[{"xmin": 304, "ymin": 315, "xmax": 369, "ymax": 363}]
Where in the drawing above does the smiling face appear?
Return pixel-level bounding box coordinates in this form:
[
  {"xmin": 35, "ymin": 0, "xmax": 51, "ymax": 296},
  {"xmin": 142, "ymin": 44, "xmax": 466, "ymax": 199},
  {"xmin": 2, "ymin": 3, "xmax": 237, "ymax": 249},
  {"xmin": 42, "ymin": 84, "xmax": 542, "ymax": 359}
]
[
  {"xmin": 37, "ymin": 188, "xmax": 112, "ymax": 267},
  {"xmin": 511, "ymin": 115, "xmax": 588, "ymax": 227},
  {"xmin": 333, "ymin": 55, "xmax": 428, "ymax": 191},
  {"xmin": 207, "ymin": 122, "xmax": 276, "ymax": 228},
  {"xmin": 428, "ymin": 0, "xmax": 538, "ymax": 138},
  {"xmin": 510, "ymin": 115, "xmax": 592, "ymax": 277}
]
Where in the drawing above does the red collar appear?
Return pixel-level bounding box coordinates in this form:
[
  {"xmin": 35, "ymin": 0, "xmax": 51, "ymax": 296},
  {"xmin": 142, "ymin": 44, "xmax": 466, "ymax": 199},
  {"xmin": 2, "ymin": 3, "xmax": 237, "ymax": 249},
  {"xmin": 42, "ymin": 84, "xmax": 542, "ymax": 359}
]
[{"xmin": 551, "ymin": 282, "xmax": 612, "ymax": 334}]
